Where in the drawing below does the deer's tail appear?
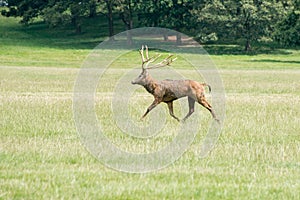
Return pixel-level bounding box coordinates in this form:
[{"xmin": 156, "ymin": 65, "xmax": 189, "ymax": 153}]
[{"xmin": 202, "ymin": 83, "xmax": 211, "ymax": 93}]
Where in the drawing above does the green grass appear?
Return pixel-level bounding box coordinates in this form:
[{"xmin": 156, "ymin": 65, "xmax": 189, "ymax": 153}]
[{"xmin": 0, "ymin": 14, "xmax": 300, "ymax": 199}]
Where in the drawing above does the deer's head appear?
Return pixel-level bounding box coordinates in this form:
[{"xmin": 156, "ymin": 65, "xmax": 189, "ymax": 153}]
[
  {"xmin": 131, "ymin": 68, "xmax": 149, "ymax": 85},
  {"xmin": 131, "ymin": 45, "xmax": 177, "ymax": 86}
]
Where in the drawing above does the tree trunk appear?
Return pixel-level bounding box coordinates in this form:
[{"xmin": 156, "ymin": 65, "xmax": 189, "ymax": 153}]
[
  {"xmin": 163, "ymin": 34, "xmax": 168, "ymax": 41},
  {"xmin": 72, "ymin": 16, "xmax": 81, "ymax": 34},
  {"xmin": 126, "ymin": 20, "xmax": 133, "ymax": 45},
  {"xmin": 120, "ymin": 0, "xmax": 133, "ymax": 45},
  {"xmin": 76, "ymin": 22, "xmax": 81, "ymax": 34},
  {"xmin": 106, "ymin": 1, "xmax": 114, "ymax": 40},
  {"xmin": 89, "ymin": 0, "xmax": 97, "ymax": 18},
  {"xmin": 127, "ymin": 1, "xmax": 133, "ymax": 45},
  {"xmin": 244, "ymin": 18, "xmax": 251, "ymax": 51},
  {"xmin": 176, "ymin": 33, "xmax": 182, "ymax": 45},
  {"xmin": 70, "ymin": 4, "xmax": 81, "ymax": 34},
  {"xmin": 245, "ymin": 39, "xmax": 251, "ymax": 51}
]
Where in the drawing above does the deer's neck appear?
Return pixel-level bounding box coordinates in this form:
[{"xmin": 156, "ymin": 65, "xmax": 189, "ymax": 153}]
[{"xmin": 143, "ymin": 76, "xmax": 157, "ymax": 94}]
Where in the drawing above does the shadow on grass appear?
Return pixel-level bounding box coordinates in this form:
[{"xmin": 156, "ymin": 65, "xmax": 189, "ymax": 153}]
[
  {"xmin": 247, "ymin": 59, "xmax": 300, "ymax": 64},
  {"xmin": 0, "ymin": 15, "xmax": 113, "ymax": 50},
  {"xmin": 203, "ymin": 44, "xmax": 293, "ymax": 55}
]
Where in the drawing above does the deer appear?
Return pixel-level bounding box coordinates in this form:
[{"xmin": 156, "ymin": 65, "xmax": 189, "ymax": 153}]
[{"xmin": 131, "ymin": 45, "xmax": 218, "ymax": 122}]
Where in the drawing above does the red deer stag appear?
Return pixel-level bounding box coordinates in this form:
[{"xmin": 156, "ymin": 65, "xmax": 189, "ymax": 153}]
[{"xmin": 131, "ymin": 45, "xmax": 218, "ymax": 122}]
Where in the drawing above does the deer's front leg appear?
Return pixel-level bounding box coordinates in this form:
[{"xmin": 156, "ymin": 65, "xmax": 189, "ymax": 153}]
[
  {"xmin": 167, "ymin": 101, "xmax": 180, "ymax": 122},
  {"xmin": 141, "ymin": 98, "xmax": 162, "ymax": 120}
]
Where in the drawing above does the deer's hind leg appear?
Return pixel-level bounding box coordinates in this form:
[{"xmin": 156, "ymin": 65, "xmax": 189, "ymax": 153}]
[
  {"xmin": 182, "ymin": 97, "xmax": 195, "ymax": 122},
  {"xmin": 197, "ymin": 93, "xmax": 218, "ymax": 121}
]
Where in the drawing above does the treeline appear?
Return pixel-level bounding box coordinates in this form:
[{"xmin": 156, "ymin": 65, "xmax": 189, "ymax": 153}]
[{"xmin": 2, "ymin": 0, "xmax": 299, "ymax": 50}]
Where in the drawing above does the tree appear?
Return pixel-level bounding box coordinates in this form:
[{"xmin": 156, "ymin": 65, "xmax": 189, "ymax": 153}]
[
  {"xmin": 42, "ymin": 2, "xmax": 70, "ymax": 28},
  {"xmin": 233, "ymin": 0, "xmax": 283, "ymax": 51},
  {"xmin": 1, "ymin": 0, "xmax": 94, "ymax": 33},
  {"xmin": 1, "ymin": 0, "xmax": 48, "ymax": 25},
  {"xmin": 139, "ymin": 0, "xmax": 196, "ymax": 44},
  {"xmin": 274, "ymin": 11, "xmax": 300, "ymax": 47},
  {"xmin": 170, "ymin": 0, "xmax": 196, "ymax": 44},
  {"xmin": 88, "ymin": 0, "xmax": 97, "ymax": 17},
  {"xmin": 138, "ymin": 0, "xmax": 165, "ymax": 27},
  {"xmin": 273, "ymin": 0, "xmax": 300, "ymax": 46},
  {"xmin": 117, "ymin": 0, "xmax": 141, "ymax": 45},
  {"xmin": 69, "ymin": 0, "xmax": 89, "ymax": 34},
  {"xmin": 197, "ymin": 0, "xmax": 285, "ymax": 51},
  {"xmin": 98, "ymin": 0, "xmax": 116, "ymax": 40},
  {"xmin": 138, "ymin": 0, "xmax": 172, "ymax": 41},
  {"xmin": 42, "ymin": 0, "xmax": 89, "ymax": 33},
  {"xmin": 105, "ymin": 0, "xmax": 115, "ymax": 40},
  {"xmin": 195, "ymin": 0, "xmax": 229, "ymax": 43}
]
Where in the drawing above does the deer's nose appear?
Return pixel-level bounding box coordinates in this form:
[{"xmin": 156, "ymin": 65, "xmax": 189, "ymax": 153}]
[{"xmin": 131, "ymin": 80, "xmax": 135, "ymax": 84}]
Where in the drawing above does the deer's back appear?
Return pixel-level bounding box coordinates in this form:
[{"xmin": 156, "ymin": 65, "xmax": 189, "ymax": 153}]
[{"xmin": 157, "ymin": 79, "xmax": 204, "ymax": 101}]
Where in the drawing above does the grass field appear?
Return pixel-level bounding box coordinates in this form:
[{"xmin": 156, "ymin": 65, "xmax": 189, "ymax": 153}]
[{"xmin": 1, "ymin": 15, "xmax": 300, "ymax": 199}]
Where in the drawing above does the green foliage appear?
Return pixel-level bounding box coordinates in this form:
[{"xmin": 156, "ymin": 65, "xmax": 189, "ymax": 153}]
[
  {"xmin": 2, "ymin": 0, "xmax": 95, "ymax": 32},
  {"xmin": 116, "ymin": 0, "xmax": 138, "ymax": 29},
  {"xmin": 138, "ymin": 0, "xmax": 196, "ymax": 44},
  {"xmin": 1, "ymin": 0, "xmax": 47, "ymax": 24},
  {"xmin": 273, "ymin": 10, "xmax": 300, "ymax": 47},
  {"xmin": 88, "ymin": 0, "xmax": 97, "ymax": 17},
  {"xmin": 42, "ymin": 3, "xmax": 70, "ymax": 28},
  {"xmin": 196, "ymin": 0, "xmax": 229, "ymax": 41},
  {"xmin": 195, "ymin": 32, "xmax": 218, "ymax": 44},
  {"xmin": 197, "ymin": 0, "xmax": 286, "ymax": 50}
]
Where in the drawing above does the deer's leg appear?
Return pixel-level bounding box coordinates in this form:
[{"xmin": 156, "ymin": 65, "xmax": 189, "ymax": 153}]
[
  {"xmin": 182, "ymin": 97, "xmax": 195, "ymax": 122},
  {"xmin": 197, "ymin": 94, "xmax": 218, "ymax": 121},
  {"xmin": 166, "ymin": 101, "xmax": 180, "ymax": 122},
  {"xmin": 141, "ymin": 98, "xmax": 161, "ymax": 120}
]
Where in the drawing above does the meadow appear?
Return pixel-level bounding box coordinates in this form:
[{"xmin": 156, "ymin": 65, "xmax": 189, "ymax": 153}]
[{"xmin": 0, "ymin": 15, "xmax": 300, "ymax": 199}]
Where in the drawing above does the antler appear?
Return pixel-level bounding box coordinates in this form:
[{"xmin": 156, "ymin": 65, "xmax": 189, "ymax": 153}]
[
  {"xmin": 139, "ymin": 45, "xmax": 177, "ymax": 69},
  {"xmin": 146, "ymin": 54, "xmax": 177, "ymax": 69}
]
